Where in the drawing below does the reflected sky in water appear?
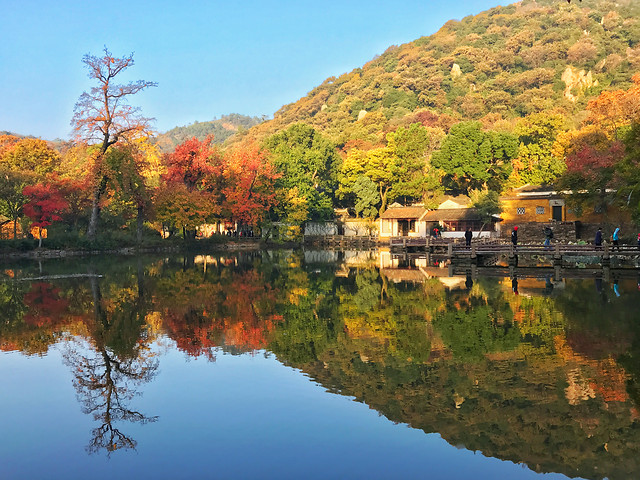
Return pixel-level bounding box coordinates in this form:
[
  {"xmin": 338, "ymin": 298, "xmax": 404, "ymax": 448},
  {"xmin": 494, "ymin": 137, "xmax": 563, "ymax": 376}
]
[{"xmin": 2, "ymin": 251, "xmax": 638, "ymax": 479}]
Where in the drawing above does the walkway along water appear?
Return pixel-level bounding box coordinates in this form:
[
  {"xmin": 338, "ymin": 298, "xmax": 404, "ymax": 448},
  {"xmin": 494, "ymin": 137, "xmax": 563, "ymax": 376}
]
[{"xmin": 388, "ymin": 236, "xmax": 640, "ymax": 268}]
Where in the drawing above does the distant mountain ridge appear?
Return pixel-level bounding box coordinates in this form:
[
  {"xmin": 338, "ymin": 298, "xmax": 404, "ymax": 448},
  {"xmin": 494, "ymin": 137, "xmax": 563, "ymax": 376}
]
[
  {"xmin": 154, "ymin": 113, "xmax": 264, "ymax": 152},
  {"xmin": 236, "ymin": 0, "xmax": 640, "ymax": 147}
]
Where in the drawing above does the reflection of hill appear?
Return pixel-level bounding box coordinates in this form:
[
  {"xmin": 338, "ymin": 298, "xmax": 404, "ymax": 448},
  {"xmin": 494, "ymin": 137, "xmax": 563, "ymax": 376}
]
[
  {"xmin": 281, "ymin": 341, "xmax": 639, "ymax": 480},
  {"xmin": 271, "ymin": 272, "xmax": 640, "ymax": 480}
]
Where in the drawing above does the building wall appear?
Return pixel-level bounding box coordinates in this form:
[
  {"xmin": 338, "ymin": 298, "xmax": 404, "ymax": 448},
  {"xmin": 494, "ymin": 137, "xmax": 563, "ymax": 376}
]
[
  {"xmin": 378, "ymin": 219, "xmax": 428, "ymax": 237},
  {"xmin": 304, "ymin": 222, "xmax": 338, "ymax": 236},
  {"xmin": 500, "ymin": 196, "xmax": 631, "ymax": 225}
]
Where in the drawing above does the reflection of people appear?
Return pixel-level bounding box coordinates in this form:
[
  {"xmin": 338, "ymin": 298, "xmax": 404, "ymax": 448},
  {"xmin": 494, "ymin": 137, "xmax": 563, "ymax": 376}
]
[
  {"xmin": 544, "ymin": 274, "xmax": 554, "ymax": 294},
  {"xmin": 511, "ymin": 276, "xmax": 519, "ymax": 295},
  {"xmin": 595, "ymin": 227, "xmax": 603, "ymax": 248},
  {"xmin": 465, "ymin": 228, "xmax": 473, "ymax": 247},
  {"xmin": 511, "ymin": 226, "xmax": 518, "ymax": 246},
  {"xmin": 612, "ymin": 227, "xmax": 620, "ymax": 251},
  {"xmin": 595, "ymin": 277, "xmax": 603, "ymax": 293},
  {"xmin": 613, "ymin": 277, "xmax": 621, "ymax": 297},
  {"xmin": 465, "ymin": 274, "xmax": 473, "ymax": 289}
]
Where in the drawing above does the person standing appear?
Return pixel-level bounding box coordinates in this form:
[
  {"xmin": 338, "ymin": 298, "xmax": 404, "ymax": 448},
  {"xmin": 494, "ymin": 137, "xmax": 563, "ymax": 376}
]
[
  {"xmin": 465, "ymin": 227, "xmax": 473, "ymax": 247},
  {"xmin": 511, "ymin": 226, "xmax": 518, "ymax": 247},
  {"xmin": 594, "ymin": 227, "xmax": 603, "ymax": 248},
  {"xmin": 612, "ymin": 227, "xmax": 620, "ymax": 251}
]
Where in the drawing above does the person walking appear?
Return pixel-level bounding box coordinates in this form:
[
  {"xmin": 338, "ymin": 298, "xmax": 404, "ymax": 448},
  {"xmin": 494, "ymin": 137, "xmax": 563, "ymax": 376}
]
[
  {"xmin": 612, "ymin": 227, "xmax": 620, "ymax": 251},
  {"xmin": 464, "ymin": 227, "xmax": 473, "ymax": 247},
  {"xmin": 594, "ymin": 227, "xmax": 603, "ymax": 248},
  {"xmin": 544, "ymin": 226, "xmax": 554, "ymax": 249},
  {"xmin": 511, "ymin": 226, "xmax": 518, "ymax": 247}
]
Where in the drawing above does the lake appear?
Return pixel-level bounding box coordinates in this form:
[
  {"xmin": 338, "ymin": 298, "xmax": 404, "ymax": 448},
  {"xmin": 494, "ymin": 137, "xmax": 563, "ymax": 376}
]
[{"xmin": 1, "ymin": 250, "xmax": 639, "ymax": 479}]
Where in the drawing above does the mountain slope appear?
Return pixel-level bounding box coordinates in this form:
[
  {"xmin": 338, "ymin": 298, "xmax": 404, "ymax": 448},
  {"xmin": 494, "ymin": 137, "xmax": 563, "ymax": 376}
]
[
  {"xmin": 238, "ymin": 0, "xmax": 640, "ymax": 148},
  {"xmin": 155, "ymin": 113, "xmax": 264, "ymax": 152}
]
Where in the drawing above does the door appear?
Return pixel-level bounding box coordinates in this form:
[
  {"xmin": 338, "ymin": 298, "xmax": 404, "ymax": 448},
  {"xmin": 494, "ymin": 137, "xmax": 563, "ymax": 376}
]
[
  {"xmin": 552, "ymin": 205, "xmax": 563, "ymax": 221},
  {"xmin": 398, "ymin": 220, "xmax": 409, "ymax": 236}
]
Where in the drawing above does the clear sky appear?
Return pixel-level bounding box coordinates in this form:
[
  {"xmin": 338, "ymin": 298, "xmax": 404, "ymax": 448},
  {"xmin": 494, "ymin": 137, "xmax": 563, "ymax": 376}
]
[{"xmin": 0, "ymin": 0, "xmax": 508, "ymax": 140}]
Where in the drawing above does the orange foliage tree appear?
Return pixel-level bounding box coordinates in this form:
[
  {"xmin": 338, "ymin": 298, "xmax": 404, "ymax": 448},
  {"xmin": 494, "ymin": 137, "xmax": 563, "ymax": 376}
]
[{"xmin": 222, "ymin": 144, "xmax": 279, "ymax": 229}]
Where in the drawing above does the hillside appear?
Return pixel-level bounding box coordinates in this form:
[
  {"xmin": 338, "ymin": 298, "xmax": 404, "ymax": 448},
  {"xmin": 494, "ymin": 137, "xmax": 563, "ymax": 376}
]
[
  {"xmin": 154, "ymin": 113, "xmax": 264, "ymax": 152},
  {"xmin": 237, "ymin": 0, "xmax": 640, "ymax": 148}
]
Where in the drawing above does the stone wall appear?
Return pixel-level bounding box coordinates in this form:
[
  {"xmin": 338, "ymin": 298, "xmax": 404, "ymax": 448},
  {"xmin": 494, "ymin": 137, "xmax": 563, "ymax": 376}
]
[{"xmin": 501, "ymin": 222, "xmax": 576, "ymax": 243}]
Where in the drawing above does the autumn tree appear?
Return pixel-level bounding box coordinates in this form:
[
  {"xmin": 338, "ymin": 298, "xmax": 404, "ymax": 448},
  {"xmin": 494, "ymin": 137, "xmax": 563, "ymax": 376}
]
[
  {"xmin": 163, "ymin": 136, "xmax": 222, "ymax": 192},
  {"xmin": 71, "ymin": 47, "xmax": 156, "ymax": 240},
  {"xmin": 160, "ymin": 136, "xmax": 223, "ymax": 238},
  {"xmin": 22, "ymin": 182, "xmax": 69, "ymax": 247},
  {"xmin": 104, "ymin": 145, "xmax": 151, "ymax": 242},
  {"xmin": 0, "ymin": 138, "xmax": 60, "ymax": 177},
  {"xmin": 154, "ymin": 183, "xmax": 217, "ymax": 239},
  {"xmin": 222, "ymin": 144, "xmax": 279, "ymax": 229}
]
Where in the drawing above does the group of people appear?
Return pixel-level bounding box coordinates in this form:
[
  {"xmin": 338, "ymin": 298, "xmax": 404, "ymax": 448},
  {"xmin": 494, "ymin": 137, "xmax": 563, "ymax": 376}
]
[
  {"xmin": 594, "ymin": 226, "xmax": 640, "ymax": 249},
  {"xmin": 510, "ymin": 225, "xmax": 554, "ymax": 247}
]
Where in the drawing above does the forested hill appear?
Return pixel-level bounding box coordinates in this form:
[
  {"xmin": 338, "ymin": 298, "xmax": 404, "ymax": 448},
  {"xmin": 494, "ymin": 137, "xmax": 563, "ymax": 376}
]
[
  {"xmin": 237, "ymin": 0, "xmax": 640, "ymax": 148},
  {"xmin": 154, "ymin": 113, "xmax": 264, "ymax": 152}
]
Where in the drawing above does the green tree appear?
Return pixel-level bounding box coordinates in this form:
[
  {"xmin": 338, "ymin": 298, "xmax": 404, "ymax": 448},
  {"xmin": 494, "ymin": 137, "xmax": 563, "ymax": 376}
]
[
  {"xmin": 265, "ymin": 124, "xmax": 341, "ymax": 224},
  {"xmin": 431, "ymin": 122, "xmax": 517, "ymax": 194},
  {"xmin": 0, "ymin": 171, "xmax": 33, "ymax": 238},
  {"xmin": 352, "ymin": 175, "xmax": 379, "ymax": 219},
  {"xmin": 470, "ymin": 189, "xmax": 502, "ymax": 236},
  {"xmin": 512, "ymin": 113, "xmax": 566, "ymax": 186},
  {"xmin": 388, "ymin": 124, "xmax": 443, "ymax": 203}
]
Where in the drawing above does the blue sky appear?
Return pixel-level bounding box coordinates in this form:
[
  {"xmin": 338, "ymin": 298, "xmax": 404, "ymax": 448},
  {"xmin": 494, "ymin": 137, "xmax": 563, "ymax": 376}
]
[{"xmin": 0, "ymin": 0, "xmax": 508, "ymax": 140}]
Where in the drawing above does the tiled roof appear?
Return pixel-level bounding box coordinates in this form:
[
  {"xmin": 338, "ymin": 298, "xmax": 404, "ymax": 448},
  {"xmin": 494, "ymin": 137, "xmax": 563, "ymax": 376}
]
[
  {"xmin": 422, "ymin": 208, "xmax": 483, "ymax": 221},
  {"xmin": 380, "ymin": 206, "xmax": 427, "ymax": 220}
]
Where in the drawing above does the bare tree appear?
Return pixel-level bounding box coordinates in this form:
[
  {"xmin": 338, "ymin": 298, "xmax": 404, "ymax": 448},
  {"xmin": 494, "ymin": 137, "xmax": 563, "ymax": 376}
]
[{"xmin": 72, "ymin": 47, "xmax": 156, "ymax": 240}]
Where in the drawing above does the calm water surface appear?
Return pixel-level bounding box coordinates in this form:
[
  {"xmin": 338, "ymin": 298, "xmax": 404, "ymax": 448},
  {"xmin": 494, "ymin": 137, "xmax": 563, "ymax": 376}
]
[{"xmin": 1, "ymin": 250, "xmax": 639, "ymax": 480}]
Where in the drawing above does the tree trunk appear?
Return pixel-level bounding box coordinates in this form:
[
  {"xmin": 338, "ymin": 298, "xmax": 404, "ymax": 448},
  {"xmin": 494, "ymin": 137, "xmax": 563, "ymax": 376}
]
[
  {"xmin": 13, "ymin": 220, "xmax": 17, "ymax": 239},
  {"xmin": 38, "ymin": 228, "xmax": 42, "ymax": 248},
  {"xmin": 136, "ymin": 205, "xmax": 144, "ymax": 244},
  {"xmin": 87, "ymin": 175, "xmax": 108, "ymax": 241}
]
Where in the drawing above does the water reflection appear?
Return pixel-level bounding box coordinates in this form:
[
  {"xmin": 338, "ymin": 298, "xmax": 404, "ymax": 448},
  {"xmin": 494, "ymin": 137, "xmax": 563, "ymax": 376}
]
[{"xmin": 1, "ymin": 252, "xmax": 640, "ymax": 478}]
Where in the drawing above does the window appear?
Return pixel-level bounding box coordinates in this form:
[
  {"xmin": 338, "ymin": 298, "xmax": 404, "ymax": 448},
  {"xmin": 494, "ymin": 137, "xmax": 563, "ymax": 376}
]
[
  {"xmin": 536, "ymin": 206, "xmax": 545, "ymax": 215},
  {"xmin": 517, "ymin": 207, "xmax": 526, "ymax": 215},
  {"xmin": 409, "ymin": 220, "xmax": 416, "ymax": 232}
]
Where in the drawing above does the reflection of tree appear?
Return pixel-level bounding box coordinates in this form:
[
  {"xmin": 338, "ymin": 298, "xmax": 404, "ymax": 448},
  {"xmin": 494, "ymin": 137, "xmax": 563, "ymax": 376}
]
[
  {"xmin": 433, "ymin": 286, "xmax": 519, "ymax": 361},
  {"xmin": 64, "ymin": 338, "xmax": 158, "ymax": 454},
  {"xmin": 63, "ymin": 269, "xmax": 158, "ymax": 455},
  {"xmin": 155, "ymin": 260, "xmax": 281, "ymax": 358},
  {"xmin": 0, "ymin": 280, "xmax": 66, "ymax": 354},
  {"xmin": 23, "ymin": 282, "xmax": 69, "ymax": 327}
]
